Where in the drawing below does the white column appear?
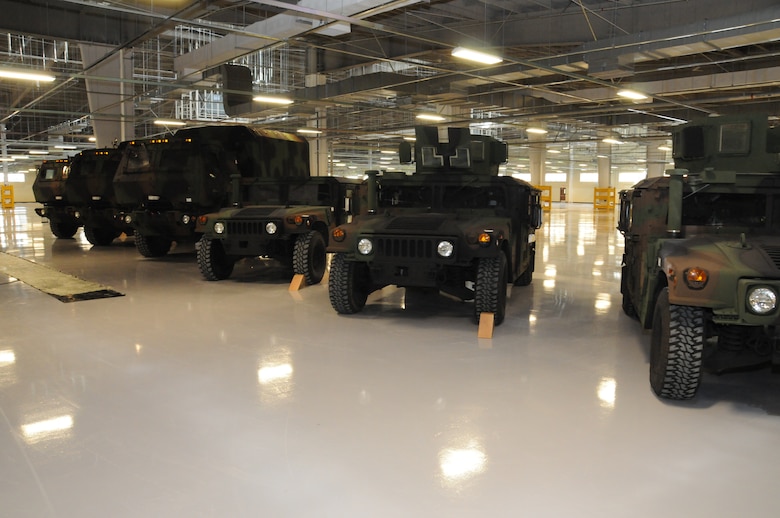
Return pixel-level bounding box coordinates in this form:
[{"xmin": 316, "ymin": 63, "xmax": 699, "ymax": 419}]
[
  {"xmin": 646, "ymin": 141, "xmax": 668, "ymax": 178},
  {"xmin": 597, "ymin": 141, "xmax": 612, "ymax": 187},
  {"xmin": 529, "ymin": 132, "xmax": 546, "ymax": 186}
]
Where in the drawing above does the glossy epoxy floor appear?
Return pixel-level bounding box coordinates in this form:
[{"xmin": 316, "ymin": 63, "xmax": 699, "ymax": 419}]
[{"xmin": 2, "ymin": 204, "xmax": 780, "ymax": 518}]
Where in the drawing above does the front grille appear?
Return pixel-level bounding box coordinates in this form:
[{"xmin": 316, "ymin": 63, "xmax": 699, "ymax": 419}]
[
  {"xmin": 386, "ymin": 216, "xmax": 446, "ymax": 231},
  {"xmin": 375, "ymin": 237, "xmax": 437, "ymax": 259},
  {"xmin": 761, "ymin": 245, "xmax": 780, "ymax": 269},
  {"xmin": 227, "ymin": 220, "xmax": 267, "ymax": 236},
  {"xmin": 237, "ymin": 207, "xmax": 276, "ymax": 217}
]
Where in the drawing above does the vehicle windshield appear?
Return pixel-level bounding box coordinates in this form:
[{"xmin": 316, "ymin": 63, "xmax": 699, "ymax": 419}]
[{"xmin": 682, "ymin": 192, "xmax": 775, "ymax": 228}]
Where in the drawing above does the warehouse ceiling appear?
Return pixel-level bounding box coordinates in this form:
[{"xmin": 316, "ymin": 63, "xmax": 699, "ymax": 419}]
[{"xmin": 2, "ymin": 0, "xmax": 780, "ymax": 172}]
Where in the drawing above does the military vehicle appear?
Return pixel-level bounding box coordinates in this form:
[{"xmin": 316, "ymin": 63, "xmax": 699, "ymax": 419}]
[
  {"xmin": 619, "ymin": 113, "xmax": 780, "ymax": 400},
  {"xmin": 195, "ymin": 176, "xmax": 360, "ymax": 284},
  {"xmin": 327, "ymin": 126, "xmax": 543, "ymax": 325},
  {"xmin": 62, "ymin": 147, "xmax": 131, "ymax": 245},
  {"xmin": 32, "ymin": 158, "xmax": 78, "ymax": 238},
  {"xmin": 113, "ymin": 125, "xmax": 310, "ymax": 257}
]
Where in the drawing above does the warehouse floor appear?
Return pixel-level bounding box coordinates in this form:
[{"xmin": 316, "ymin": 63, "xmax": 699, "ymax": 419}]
[{"xmin": 2, "ymin": 203, "xmax": 780, "ymax": 517}]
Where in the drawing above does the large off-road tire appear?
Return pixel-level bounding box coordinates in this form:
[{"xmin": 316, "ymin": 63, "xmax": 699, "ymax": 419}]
[
  {"xmin": 475, "ymin": 252, "xmax": 508, "ymax": 325},
  {"xmin": 328, "ymin": 253, "xmax": 370, "ymax": 314},
  {"xmin": 649, "ymin": 287, "xmax": 705, "ymax": 400},
  {"xmin": 134, "ymin": 231, "xmax": 172, "ymax": 258},
  {"xmin": 514, "ymin": 248, "xmax": 534, "ymax": 286},
  {"xmin": 293, "ymin": 230, "xmax": 327, "ymax": 285},
  {"xmin": 50, "ymin": 219, "xmax": 78, "ymax": 239},
  {"xmin": 197, "ymin": 236, "xmax": 236, "ymax": 281},
  {"xmin": 84, "ymin": 225, "xmax": 118, "ymax": 246}
]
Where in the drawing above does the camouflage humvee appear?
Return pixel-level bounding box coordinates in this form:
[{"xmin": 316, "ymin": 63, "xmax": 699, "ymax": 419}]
[
  {"xmin": 195, "ymin": 176, "xmax": 360, "ymax": 284},
  {"xmin": 327, "ymin": 126, "xmax": 543, "ymax": 325},
  {"xmin": 63, "ymin": 147, "xmax": 131, "ymax": 245},
  {"xmin": 113, "ymin": 125, "xmax": 309, "ymax": 257},
  {"xmin": 619, "ymin": 113, "xmax": 780, "ymax": 399},
  {"xmin": 33, "ymin": 158, "xmax": 79, "ymax": 238}
]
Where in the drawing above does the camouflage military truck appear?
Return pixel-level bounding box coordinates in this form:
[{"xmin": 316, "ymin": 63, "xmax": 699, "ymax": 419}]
[
  {"xmin": 327, "ymin": 126, "xmax": 543, "ymax": 325},
  {"xmin": 33, "ymin": 158, "xmax": 78, "ymax": 238},
  {"xmin": 195, "ymin": 176, "xmax": 360, "ymax": 284},
  {"xmin": 62, "ymin": 147, "xmax": 131, "ymax": 245},
  {"xmin": 619, "ymin": 113, "xmax": 780, "ymax": 400},
  {"xmin": 113, "ymin": 125, "xmax": 309, "ymax": 257}
]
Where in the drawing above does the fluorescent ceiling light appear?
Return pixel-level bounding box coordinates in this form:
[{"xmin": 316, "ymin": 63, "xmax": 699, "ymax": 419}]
[
  {"xmin": 658, "ymin": 145, "xmax": 671, "ymax": 151},
  {"xmin": 451, "ymin": 47, "xmax": 503, "ymax": 65},
  {"xmin": 0, "ymin": 157, "xmax": 14, "ymax": 162},
  {"xmin": 28, "ymin": 150, "xmax": 49, "ymax": 155},
  {"xmin": 253, "ymin": 95, "xmax": 294, "ymax": 105},
  {"xmin": 154, "ymin": 119, "xmax": 186, "ymax": 126},
  {"xmin": 54, "ymin": 145, "xmax": 77, "ymax": 150},
  {"xmin": 526, "ymin": 127, "xmax": 548, "ymax": 135},
  {"xmin": 0, "ymin": 68, "xmax": 55, "ymax": 82},
  {"xmin": 602, "ymin": 138, "xmax": 624, "ymax": 145},
  {"xmin": 416, "ymin": 113, "xmax": 446, "ymax": 122},
  {"xmin": 297, "ymin": 128, "xmax": 322, "ymax": 135},
  {"xmin": 403, "ymin": 136, "xmax": 416, "ymax": 141},
  {"xmin": 617, "ymin": 89, "xmax": 648, "ymax": 100}
]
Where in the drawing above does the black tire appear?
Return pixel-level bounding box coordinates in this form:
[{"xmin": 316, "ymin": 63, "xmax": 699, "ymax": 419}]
[
  {"xmin": 649, "ymin": 287, "xmax": 705, "ymax": 400},
  {"xmin": 50, "ymin": 219, "xmax": 78, "ymax": 239},
  {"xmin": 475, "ymin": 252, "xmax": 508, "ymax": 325},
  {"xmin": 514, "ymin": 248, "xmax": 534, "ymax": 286},
  {"xmin": 134, "ymin": 231, "xmax": 172, "ymax": 258},
  {"xmin": 197, "ymin": 236, "xmax": 235, "ymax": 281},
  {"xmin": 293, "ymin": 230, "xmax": 327, "ymax": 285},
  {"xmin": 84, "ymin": 226, "xmax": 118, "ymax": 246},
  {"xmin": 328, "ymin": 253, "xmax": 370, "ymax": 314}
]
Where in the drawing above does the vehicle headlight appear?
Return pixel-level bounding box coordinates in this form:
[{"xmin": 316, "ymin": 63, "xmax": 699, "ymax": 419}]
[
  {"xmin": 747, "ymin": 286, "xmax": 777, "ymax": 315},
  {"xmin": 214, "ymin": 222, "xmax": 225, "ymax": 234},
  {"xmin": 124, "ymin": 214, "xmax": 133, "ymax": 224},
  {"xmin": 74, "ymin": 211, "xmax": 81, "ymax": 219},
  {"xmin": 182, "ymin": 214, "xmax": 191, "ymax": 225},
  {"xmin": 437, "ymin": 240, "xmax": 454, "ymax": 257},
  {"xmin": 357, "ymin": 238, "xmax": 373, "ymax": 255},
  {"xmin": 478, "ymin": 232, "xmax": 492, "ymax": 247},
  {"xmin": 265, "ymin": 222, "xmax": 277, "ymax": 235}
]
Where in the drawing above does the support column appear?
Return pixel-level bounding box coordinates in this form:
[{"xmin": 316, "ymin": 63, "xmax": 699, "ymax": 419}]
[
  {"xmin": 528, "ymin": 132, "xmax": 546, "ymax": 186},
  {"xmin": 1, "ymin": 124, "xmax": 7, "ymax": 179},
  {"xmin": 646, "ymin": 141, "xmax": 668, "ymax": 178},
  {"xmin": 597, "ymin": 141, "xmax": 612, "ymax": 187},
  {"xmin": 80, "ymin": 44, "xmax": 134, "ymax": 148}
]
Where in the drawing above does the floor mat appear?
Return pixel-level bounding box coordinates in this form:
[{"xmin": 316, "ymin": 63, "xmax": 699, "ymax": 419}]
[{"xmin": 0, "ymin": 252, "xmax": 124, "ymax": 302}]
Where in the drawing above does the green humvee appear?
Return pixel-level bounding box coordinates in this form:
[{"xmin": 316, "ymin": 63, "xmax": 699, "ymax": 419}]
[
  {"xmin": 327, "ymin": 126, "xmax": 543, "ymax": 325},
  {"xmin": 619, "ymin": 113, "xmax": 780, "ymax": 399},
  {"xmin": 195, "ymin": 176, "xmax": 360, "ymax": 284}
]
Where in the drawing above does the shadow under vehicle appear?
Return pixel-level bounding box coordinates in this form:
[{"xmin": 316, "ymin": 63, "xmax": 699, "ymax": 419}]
[
  {"xmin": 327, "ymin": 126, "xmax": 543, "ymax": 325},
  {"xmin": 33, "ymin": 158, "xmax": 79, "ymax": 238},
  {"xmin": 195, "ymin": 175, "xmax": 360, "ymax": 284},
  {"xmin": 113, "ymin": 125, "xmax": 310, "ymax": 258},
  {"xmin": 619, "ymin": 113, "xmax": 780, "ymax": 400}
]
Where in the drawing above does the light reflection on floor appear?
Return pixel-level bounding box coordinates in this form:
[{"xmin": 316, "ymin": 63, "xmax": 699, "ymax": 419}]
[{"xmin": 2, "ymin": 202, "xmax": 780, "ymax": 517}]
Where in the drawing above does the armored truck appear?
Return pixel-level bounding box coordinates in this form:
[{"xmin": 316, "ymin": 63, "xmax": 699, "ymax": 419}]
[
  {"xmin": 327, "ymin": 126, "xmax": 543, "ymax": 325},
  {"xmin": 619, "ymin": 113, "xmax": 780, "ymax": 399},
  {"xmin": 113, "ymin": 125, "xmax": 309, "ymax": 257},
  {"xmin": 33, "ymin": 158, "xmax": 78, "ymax": 238},
  {"xmin": 62, "ymin": 147, "xmax": 131, "ymax": 245},
  {"xmin": 195, "ymin": 176, "xmax": 360, "ymax": 284}
]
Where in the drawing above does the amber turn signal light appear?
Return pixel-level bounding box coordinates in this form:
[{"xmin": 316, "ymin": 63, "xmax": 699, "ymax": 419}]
[
  {"xmin": 332, "ymin": 228, "xmax": 346, "ymax": 242},
  {"xmin": 684, "ymin": 267, "xmax": 708, "ymax": 289}
]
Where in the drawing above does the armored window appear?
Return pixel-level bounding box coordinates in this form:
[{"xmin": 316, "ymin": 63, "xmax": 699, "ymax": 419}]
[
  {"xmin": 719, "ymin": 122, "xmax": 751, "ymax": 155},
  {"xmin": 673, "ymin": 126, "xmax": 704, "ymax": 160},
  {"xmin": 43, "ymin": 166, "xmax": 58, "ymax": 180},
  {"xmin": 421, "ymin": 146, "xmax": 444, "ymax": 167},
  {"xmin": 449, "ymin": 147, "xmax": 471, "ymax": 169}
]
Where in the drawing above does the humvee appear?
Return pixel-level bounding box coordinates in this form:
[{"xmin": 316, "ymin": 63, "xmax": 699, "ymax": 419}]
[
  {"xmin": 195, "ymin": 176, "xmax": 360, "ymax": 284},
  {"xmin": 33, "ymin": 158, "xmax": 79, "ymax": 238},
  {"xmin": 619, "ymin": 113, "xmax": 780, "ymax": 399},
  {"xmin": 113, "ymin": 125, "xmax": 309, "ymax": 257},
  {"xmin": 327, "ymin": 126, "xmax": 543, "ymax": 325}
]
